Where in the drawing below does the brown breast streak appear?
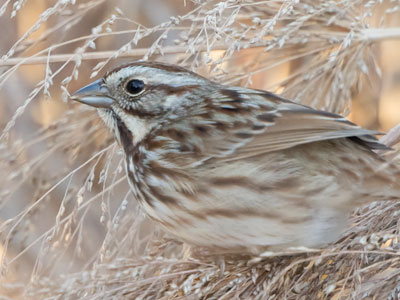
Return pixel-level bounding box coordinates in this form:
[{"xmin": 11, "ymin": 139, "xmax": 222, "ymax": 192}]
[{"xmin": 125, "ymin": 132, "xmax": 194, "ymax": 208}]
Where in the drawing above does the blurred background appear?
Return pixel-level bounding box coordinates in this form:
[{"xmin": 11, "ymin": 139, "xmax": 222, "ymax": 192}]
[{"xmin": 0, "ymin": 0, "xmax": 400, "ymax": 298}]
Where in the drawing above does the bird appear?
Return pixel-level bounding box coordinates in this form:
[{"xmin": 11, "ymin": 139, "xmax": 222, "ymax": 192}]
[{"xmin": 71, "ymin": 61, "xmax": 400, "ymax": 252}]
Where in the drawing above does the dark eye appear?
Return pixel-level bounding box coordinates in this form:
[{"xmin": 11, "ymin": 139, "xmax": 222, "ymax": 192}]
[{"xmin": 125, "ymin": 79, "xmax": 145, "ymax": 95}]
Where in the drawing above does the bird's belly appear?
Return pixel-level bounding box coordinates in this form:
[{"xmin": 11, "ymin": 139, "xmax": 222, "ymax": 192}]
[
  {"xmin": 124, "ymin": 145, "xmax": 365, "ymax": 251},
  {"xmin": 161, "ymin": 206, "xmax": 349, "ymax": 250},
  {"xmin": 128, "ymin": 167, "xmax": 351, "ymax": 251},
  {"xmin": 139, "ymin": 189, "xmax": 350, "ymax": 250}
]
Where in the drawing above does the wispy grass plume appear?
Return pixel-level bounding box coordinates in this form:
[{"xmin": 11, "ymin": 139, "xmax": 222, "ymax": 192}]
[{"xmin": 1, "ymin": 0, "xmax": 400, "ymax": 299}]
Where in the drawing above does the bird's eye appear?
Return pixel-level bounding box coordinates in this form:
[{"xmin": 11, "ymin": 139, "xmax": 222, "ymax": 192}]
[{"xmin": 125, "ymin": 79, "xmax": 145, "ymax": 95}]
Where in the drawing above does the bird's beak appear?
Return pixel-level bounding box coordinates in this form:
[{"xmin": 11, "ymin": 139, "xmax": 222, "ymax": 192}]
[{"xmin": 71, "ymin": 79, "xmax": 113, "ymax": 108}]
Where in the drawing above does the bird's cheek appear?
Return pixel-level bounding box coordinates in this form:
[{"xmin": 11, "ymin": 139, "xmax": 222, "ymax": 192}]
[
  {"xmin": 132, "ymin": 100, "xmax": 160, "ymax": 116},
  {"xmin": 163, "ymin": 94, "xmax": 183, "ymax": 110}
]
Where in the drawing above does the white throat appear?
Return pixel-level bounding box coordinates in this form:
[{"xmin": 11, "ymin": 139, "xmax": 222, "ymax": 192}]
[{"xmin": 97, "ymin": 106, "xmax": 155, "ymax": 146}]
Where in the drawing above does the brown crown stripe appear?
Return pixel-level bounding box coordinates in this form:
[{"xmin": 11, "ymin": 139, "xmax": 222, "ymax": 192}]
[{"xmin": 105, "ymin": 61, "xmax": 202, "ymax": 77}]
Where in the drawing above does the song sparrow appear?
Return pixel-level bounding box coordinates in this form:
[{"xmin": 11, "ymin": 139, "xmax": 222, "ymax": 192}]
[{"xmin": 71, "ymin": 61, "xmax": 399, "ymax": 252}]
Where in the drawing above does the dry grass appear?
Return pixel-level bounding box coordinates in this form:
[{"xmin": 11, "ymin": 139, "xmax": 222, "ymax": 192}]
[{"xmin": 1, "ymin": 0, "xmax": 400, "ymax": 299}]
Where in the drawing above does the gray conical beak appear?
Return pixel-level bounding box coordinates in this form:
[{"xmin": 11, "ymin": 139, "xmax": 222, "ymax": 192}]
[{"xmin": 71, "ymin": 79, "xmax": 113, "ymax": 108}]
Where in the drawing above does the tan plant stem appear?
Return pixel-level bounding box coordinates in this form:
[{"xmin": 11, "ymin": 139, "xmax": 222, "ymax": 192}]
[
  {"xmin": 0, "ymin": 27, "xmax": 399, "ymax": 67},
  {"xmin": 379, "ymin": 122, "xmax": 400, "ymax": 149},
  {"xmin": 0, "ymin": 44, "xmax": 264, "ymax": 66}
]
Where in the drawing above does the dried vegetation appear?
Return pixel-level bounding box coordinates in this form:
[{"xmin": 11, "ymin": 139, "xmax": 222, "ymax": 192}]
[{"xmin": 1, "ymin": 0, "xmax": 400, "ymax": 299}]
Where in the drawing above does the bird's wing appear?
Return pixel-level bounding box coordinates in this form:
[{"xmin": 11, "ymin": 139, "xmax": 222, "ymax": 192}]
[
  {"xmin": 156, "ymin": 87, "xmax": 387, "ymax": 167},
  {"xmin": 204, "ymin": 88, "xmax": 387, "ymax": 158}
]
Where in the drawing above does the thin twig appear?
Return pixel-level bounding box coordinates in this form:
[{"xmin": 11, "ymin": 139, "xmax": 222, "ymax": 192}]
[
  {"xmin": 379, "ymin": 122, "xmax": 400, "ymax": 148},
  {"xmin": 0, "ymin": 44, "xmax": 266, "ymax": 66},
  {"xmin": 1, "ymin": 28, "xmax": 399, "ymax": 67}
]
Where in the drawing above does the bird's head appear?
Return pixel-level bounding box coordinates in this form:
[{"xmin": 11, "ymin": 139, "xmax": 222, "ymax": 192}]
[{"xmin": 71, "ymin": 62, "xmax": 213, "ymax": 146}]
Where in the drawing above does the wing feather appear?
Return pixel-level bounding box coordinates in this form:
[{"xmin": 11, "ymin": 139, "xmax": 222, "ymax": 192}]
[
  {"xmin": 208, "ymin": 89, "xmax": 388, "ymax": 159},
  {"xmin": 157, "ymin": 88, "xmax": 388, "ymax": 168}
]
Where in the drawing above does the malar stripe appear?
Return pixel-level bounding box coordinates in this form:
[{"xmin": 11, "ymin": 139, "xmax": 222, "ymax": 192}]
[{"xmin": 114, "ymin": 113, "xmax": 134, "ymax": 153}]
